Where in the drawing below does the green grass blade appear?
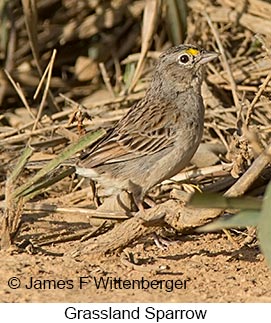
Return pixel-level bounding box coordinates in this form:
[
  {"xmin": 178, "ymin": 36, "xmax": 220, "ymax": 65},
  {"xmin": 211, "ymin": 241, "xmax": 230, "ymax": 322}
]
[
  {"xmin": 21, "ymin": 168, "xmax": 75, "ymax": 201},
  {"xmin": 258, "ymin": 181, "xmax": 271, "ymax": 269},
  {"xmin": 8, "ymin": 145, "xmax": 33, "ymax": 183},
  {"xmin": 197, "ymin": 210, "xmax": 260, "ymax": 232},
  {"xmin": 165, "ymin": 0, "xmax": 187, "ymax": 45},
  {"xmin": 190, "ymin": 191, "xmax": 262, "ymax": 210},
  {"xmin": 13, "ymin": 128, "xmax": 106, "ymax": 199}
]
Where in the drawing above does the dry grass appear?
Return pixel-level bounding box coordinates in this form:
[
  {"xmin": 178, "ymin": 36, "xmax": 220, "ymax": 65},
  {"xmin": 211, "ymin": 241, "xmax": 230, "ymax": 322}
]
[{"xmin": 0, "ymin": 0, "xmax": 271, "ymax": 254}]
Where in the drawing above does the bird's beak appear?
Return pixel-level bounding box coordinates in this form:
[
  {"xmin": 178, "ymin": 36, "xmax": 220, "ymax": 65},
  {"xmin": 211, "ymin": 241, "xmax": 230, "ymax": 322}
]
[{"xmin": 198, "ymin": 50, "xmax": 220, "ymax": 65}]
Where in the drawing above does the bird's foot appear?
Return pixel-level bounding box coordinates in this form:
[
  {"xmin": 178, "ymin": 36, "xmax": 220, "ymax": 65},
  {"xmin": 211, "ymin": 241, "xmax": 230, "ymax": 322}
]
[{"xmin": 152, "ymin": 233, "xmax": 172, "ymax": 250}]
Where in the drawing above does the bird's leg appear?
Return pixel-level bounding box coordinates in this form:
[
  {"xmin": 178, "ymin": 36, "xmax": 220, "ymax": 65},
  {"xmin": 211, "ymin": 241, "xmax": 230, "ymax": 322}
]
[
  {"xmin": 90, "ymin": 180, "xmax": 101, "ymax": 207},
  {"xmin": 136, "ymin": 200, "xmax": 146, "ymax": 213},
  {"xmin": 128, "ymin": 180, "xmax": 172, "ymax": 249},
  {"xmin": 152, "ymin": 233, "xmax": 172, "ymax": 250},
  {"xmin": 128, "ymin": 180, "xmax": 145, "ymax": 212}
]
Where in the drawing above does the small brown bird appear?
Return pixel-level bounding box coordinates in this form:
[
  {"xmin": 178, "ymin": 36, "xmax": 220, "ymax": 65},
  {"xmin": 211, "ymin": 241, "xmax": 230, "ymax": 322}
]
[{"xmin": 76, "ymin": 44, "xmax": 219, "ymax": 211}]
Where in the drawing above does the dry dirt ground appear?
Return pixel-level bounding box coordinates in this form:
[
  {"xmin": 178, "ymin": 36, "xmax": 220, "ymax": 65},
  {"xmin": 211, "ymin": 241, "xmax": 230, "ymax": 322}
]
[{"xmin": 1, "ymin": 216, "xmax": 271, "ymax": 303}]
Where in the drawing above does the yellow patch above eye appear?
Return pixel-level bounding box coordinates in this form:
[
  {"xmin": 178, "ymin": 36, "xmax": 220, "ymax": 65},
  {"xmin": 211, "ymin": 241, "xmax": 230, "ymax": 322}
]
[{"xmin": 185, "ymin": 48, "xmax": 199, "ymax": 56}]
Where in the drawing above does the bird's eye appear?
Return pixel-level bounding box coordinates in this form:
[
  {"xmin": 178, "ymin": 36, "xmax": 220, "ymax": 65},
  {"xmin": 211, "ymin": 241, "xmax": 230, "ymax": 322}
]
[{"xmin": 178, "ymin": 54, "xmax": 190, "ymax": 64}]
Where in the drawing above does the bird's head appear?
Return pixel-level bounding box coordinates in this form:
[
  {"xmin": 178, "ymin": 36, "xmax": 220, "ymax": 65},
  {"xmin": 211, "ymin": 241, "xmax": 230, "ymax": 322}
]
[{"xmin": 152, "ymin": 44, "xmax": 219, "ymax": 94}]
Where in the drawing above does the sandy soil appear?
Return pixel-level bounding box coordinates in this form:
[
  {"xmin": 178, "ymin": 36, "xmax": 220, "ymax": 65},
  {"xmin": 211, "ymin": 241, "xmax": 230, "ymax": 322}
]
[{"xmin": 1, "ymin": 226, "xmax": 270, "ymax": 303}]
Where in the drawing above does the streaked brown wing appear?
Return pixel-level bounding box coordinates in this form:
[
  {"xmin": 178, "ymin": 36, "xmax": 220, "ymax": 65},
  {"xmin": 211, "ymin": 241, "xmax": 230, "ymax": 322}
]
[{"xmin": 78, "ymin": 98, "xmax": 180, "ymax": 168}]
